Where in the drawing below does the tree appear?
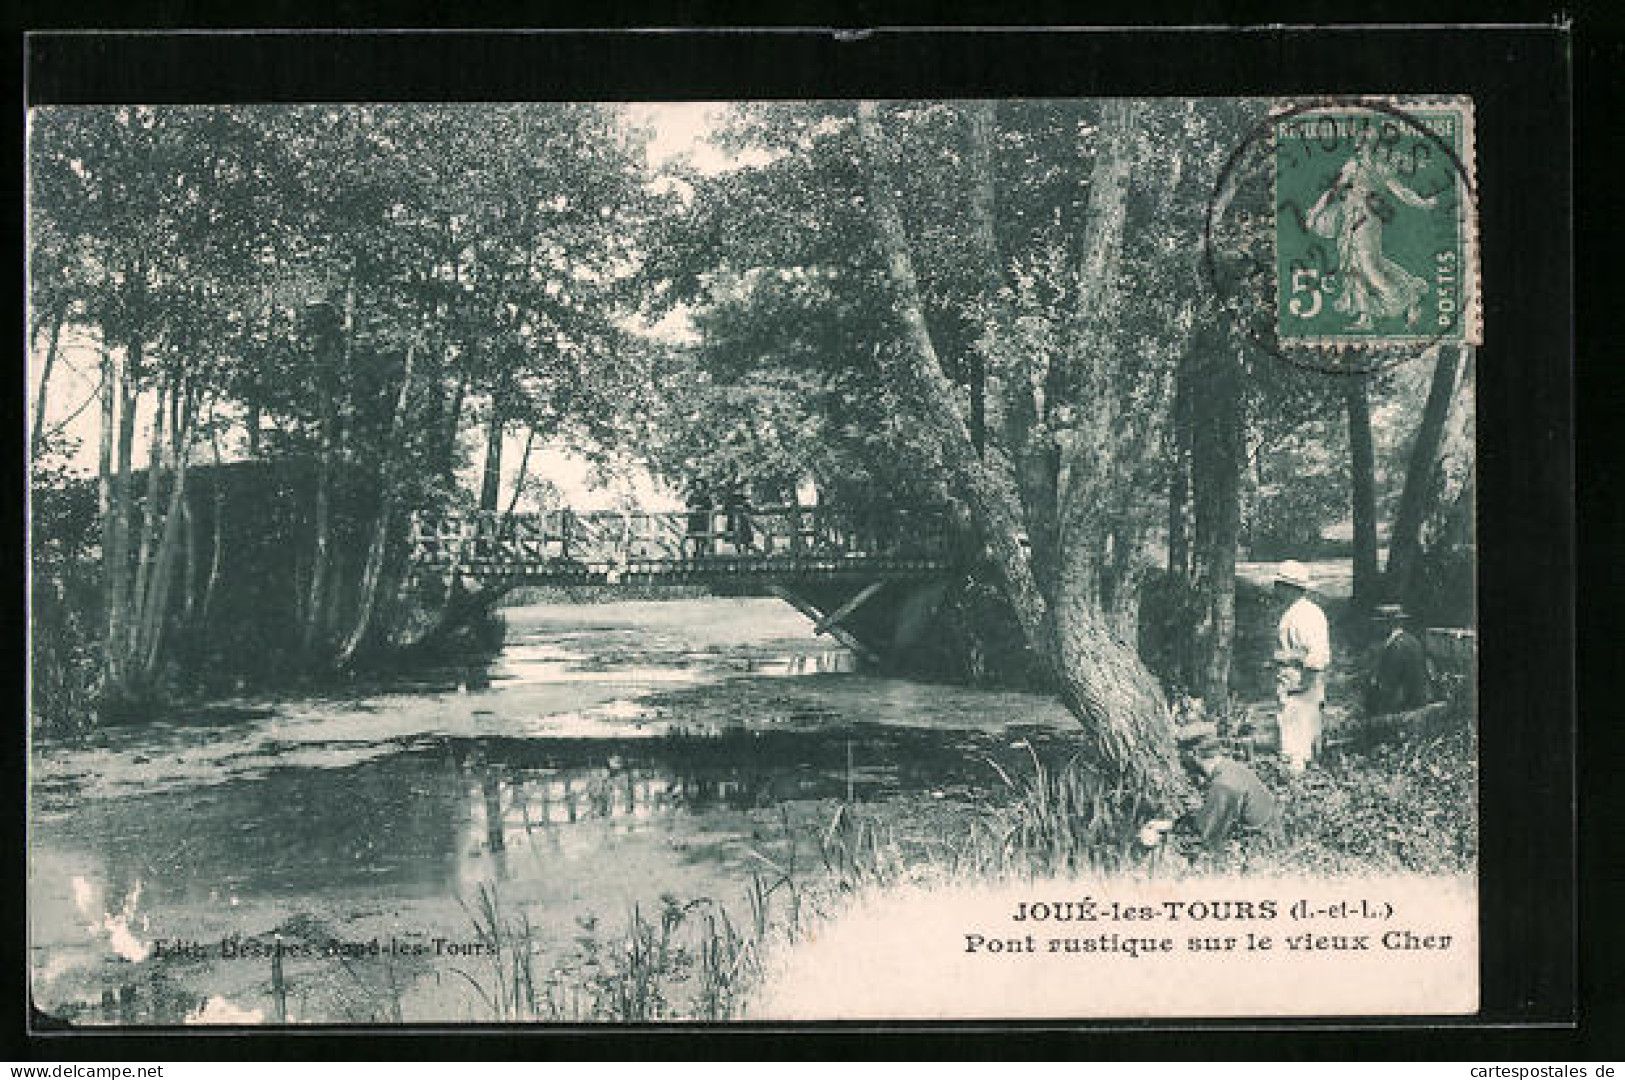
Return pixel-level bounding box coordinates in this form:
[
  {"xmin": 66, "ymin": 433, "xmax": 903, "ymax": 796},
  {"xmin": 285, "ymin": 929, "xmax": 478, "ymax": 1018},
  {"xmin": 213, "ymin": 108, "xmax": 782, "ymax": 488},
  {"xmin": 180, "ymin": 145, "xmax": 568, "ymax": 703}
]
[
  {"xmin": 1386, "ymin": 343, "xmax": 1470, "ymax": 608},
  {"xmin": 27, "ymin": 103, "xmax": 665, "ymax": 718},
  {"xmin": 1187, "ymin": 324, "xmax": 1246, "ymax": 717},
  {"xmin": 652, "ymin": 99, "xmax": 1301, "ymax": 797},
  {"xmin": 854, "ymin": 100, "xmax": 1183, "ymax": 800},
  {"xmin": 1346, "ymin": 376, "xmax": 1380, "ymax": 612}
]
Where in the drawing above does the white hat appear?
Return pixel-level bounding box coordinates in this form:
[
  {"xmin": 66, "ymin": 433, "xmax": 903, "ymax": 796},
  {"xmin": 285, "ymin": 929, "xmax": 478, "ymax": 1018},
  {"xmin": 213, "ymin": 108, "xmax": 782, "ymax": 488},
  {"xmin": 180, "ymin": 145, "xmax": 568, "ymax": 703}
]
[{"xmin": 1275, "ymin": 560, "xmax": 1312, "ymax": 589}]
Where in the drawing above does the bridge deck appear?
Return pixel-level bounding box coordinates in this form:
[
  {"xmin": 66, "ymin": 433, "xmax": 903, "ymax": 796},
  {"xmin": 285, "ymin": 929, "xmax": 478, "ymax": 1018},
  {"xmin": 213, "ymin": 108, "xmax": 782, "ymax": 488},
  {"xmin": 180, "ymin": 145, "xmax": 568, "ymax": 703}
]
[
  {"xmin": 408, "ymin": 506, "xmax": 961, "ymax": 586},
  {"xmin": 410, "ymin": 556, "xmax": 956, "ymax": 586}
]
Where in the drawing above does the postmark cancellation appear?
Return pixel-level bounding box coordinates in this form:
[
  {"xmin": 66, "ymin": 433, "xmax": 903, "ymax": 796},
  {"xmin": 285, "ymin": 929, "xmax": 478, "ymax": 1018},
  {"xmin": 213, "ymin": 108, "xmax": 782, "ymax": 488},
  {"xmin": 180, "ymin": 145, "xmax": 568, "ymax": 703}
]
[{"xmin": 1272, "ymin": 97, "xmax": 1481, "ymax": 352}]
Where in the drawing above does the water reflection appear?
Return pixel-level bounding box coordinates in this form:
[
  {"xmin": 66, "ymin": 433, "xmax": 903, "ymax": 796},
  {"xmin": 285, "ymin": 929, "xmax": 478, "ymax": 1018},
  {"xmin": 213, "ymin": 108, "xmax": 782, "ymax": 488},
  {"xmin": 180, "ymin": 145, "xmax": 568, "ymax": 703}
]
[
  {"xmin": 30, "ymin": 599, "xmax": 1079, "ymax": 1025},
  {"xmin": 446, "ymin": 719, "xmax": 1045, "ymax": 853}
]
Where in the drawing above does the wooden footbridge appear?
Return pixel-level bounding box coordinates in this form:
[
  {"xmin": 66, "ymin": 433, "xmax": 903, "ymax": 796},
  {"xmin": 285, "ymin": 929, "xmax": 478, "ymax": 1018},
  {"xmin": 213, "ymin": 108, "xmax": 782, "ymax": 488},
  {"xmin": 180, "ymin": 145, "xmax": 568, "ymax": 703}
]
[{"xmin": 408, "ymin": 505, "xmax": 964, "ymax": 661}]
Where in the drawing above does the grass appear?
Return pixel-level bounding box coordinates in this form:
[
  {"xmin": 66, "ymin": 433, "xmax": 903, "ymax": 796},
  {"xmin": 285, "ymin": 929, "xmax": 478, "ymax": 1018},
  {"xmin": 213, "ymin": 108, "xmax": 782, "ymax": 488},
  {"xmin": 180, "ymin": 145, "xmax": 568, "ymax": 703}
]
[
  {"xmin": 444, "ymin": 873, "xmax": 800, "ymax": 1023},
  {"xmin": 974, "ymin": 742, "xmax": 1152, "ymax": 876},
  {"xmin": 449, "ymin": 881, "xmax": 540, "ymax": 1022}
]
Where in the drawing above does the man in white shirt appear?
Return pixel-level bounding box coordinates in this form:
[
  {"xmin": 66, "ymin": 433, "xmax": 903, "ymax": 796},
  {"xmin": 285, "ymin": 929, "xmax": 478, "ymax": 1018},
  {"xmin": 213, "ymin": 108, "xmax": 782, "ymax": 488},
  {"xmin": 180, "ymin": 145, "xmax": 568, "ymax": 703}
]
[{"xmin": 1273, "ymin": 560, "xmax": 1331, "ymax": 772}]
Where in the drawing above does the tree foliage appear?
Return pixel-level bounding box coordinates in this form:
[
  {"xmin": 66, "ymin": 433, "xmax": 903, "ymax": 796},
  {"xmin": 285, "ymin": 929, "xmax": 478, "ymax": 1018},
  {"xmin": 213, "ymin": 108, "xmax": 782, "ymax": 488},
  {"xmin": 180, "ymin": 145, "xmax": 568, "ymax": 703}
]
[
  {"xmin": 28, "ymin": 104, "xmax": 663, "ymax": 712},
  {"xmin": 27, "ymin": 99, "xmax": 1475, "ymax": 783}
]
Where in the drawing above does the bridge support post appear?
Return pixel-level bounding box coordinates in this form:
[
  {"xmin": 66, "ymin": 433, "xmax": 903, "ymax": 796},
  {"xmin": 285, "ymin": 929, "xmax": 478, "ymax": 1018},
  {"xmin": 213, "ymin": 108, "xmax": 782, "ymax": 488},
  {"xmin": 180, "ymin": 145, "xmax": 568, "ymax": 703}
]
[
  {"xmin": 768, "ymin": 584, "xmax": 882, "ymax": 665},
  {"xmin": 813, "ymin": 581, "xmax": 886, "ymax": 635}
]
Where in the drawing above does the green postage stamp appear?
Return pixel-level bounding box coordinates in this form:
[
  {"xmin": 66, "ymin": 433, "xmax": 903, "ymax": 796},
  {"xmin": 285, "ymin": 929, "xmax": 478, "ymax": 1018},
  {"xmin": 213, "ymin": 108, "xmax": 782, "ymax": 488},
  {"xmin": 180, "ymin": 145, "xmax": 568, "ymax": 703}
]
[{"xmin": 1273, "ymin": 98, "xmax": 1481, "ymax": 349}]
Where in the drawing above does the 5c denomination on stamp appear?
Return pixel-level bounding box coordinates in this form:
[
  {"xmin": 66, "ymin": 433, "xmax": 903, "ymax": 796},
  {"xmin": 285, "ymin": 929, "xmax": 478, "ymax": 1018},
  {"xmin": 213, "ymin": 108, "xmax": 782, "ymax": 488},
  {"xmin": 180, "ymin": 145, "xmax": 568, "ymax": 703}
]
[
  {"xmin": 1206, "ymin": 96, "xmax": 1481, "ymax": 375},
  {"xmin": 1275, "ymin": 99, "xmax": 1479, "ymax": 349}
]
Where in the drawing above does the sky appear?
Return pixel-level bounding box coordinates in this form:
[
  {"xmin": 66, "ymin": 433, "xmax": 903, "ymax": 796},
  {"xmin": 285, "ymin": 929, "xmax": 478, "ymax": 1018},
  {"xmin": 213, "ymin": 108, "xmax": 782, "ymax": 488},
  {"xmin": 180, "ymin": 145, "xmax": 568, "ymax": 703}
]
[{"xmin": 27, "ymin": 102, "xmax": 743, "ymax": 513}]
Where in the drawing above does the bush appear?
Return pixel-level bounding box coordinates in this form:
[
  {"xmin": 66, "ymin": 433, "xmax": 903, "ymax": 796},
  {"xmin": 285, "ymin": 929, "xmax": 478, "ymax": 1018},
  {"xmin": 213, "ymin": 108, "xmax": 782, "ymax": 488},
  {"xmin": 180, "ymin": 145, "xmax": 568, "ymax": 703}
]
[{"xmin": 1245, "ymin": 477, "xmax": 1348, "ymax": 560}]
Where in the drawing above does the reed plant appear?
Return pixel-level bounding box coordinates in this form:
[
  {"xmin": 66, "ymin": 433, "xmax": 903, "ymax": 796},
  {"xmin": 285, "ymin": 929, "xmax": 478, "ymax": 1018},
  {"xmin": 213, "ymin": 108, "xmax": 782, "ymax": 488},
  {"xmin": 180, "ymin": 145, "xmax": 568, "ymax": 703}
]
[
  {"xmin": 442, "ymin": 747, "xmax": 1154, "ymax": 1022},
  {"xmin": 450, "ymin": 879, "xmax": 541, "ymax": 1022}
]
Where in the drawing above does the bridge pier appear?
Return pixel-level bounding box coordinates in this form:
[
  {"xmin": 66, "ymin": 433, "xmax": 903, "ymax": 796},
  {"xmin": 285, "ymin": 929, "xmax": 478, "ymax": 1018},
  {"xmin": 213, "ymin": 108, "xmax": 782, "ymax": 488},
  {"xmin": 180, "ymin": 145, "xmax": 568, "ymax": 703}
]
[
  {"xmin": 767, "ymin": 584, "xmax": 887, "ymax": 664},
  {"xmin": 766, "ymin": 579, "xmax": 971, "ymax": 674}
]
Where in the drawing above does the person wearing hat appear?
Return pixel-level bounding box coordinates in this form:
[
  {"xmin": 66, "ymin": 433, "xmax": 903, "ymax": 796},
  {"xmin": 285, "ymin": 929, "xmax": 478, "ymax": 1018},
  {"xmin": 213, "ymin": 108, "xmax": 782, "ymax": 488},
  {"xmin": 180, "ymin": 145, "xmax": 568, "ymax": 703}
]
[
  {"xmin": 1366, "ymin": 603, "xmax": 1430, "ymax": 715},
  {"xmin": 1184, "ymin": 734, "xmax": 1281, "ymax": 851},
  {"xmin": 1273, "ymin": 560, "xmax": 1330, "ymax": 772}
]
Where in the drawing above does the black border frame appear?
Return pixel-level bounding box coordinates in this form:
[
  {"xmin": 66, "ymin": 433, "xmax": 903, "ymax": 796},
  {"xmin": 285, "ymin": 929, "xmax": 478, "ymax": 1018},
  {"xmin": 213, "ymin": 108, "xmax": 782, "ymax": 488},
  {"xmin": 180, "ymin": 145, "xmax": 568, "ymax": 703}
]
[{"xmin": 8, "ymin": 18, "xmax": 1591, "ymax": 1060}]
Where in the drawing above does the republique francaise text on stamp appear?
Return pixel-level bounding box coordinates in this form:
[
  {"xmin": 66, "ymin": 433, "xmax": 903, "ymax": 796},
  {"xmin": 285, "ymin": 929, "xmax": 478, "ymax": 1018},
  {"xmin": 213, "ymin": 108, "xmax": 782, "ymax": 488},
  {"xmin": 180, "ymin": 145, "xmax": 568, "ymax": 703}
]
[{"xmin": 1273, "ymin": 98, "xmax": 1480, "ymax": 352}]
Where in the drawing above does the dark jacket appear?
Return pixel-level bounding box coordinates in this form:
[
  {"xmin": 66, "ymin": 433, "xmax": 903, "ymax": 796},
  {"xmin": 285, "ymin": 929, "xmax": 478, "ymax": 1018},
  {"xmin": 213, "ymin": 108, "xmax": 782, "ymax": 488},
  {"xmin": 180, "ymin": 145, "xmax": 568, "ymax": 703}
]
[
  {"xmin": 1368, "ymin": 629, "xmax": 1429, "ymax": 714},
  {"xmin": 1194, "ymin": 759, "xmax": 1280, "ymax": 848}
]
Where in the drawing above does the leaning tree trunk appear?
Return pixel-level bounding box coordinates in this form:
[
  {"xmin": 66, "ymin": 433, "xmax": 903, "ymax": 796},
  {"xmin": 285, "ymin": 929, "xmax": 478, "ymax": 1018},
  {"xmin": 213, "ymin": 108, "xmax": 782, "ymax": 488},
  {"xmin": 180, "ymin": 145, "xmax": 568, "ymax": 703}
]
[
  {"xmin": 336, "ymin": 337, "xmax": 420, "ymax": 668},
  {"xmin": 1386, "ymin": 343, "xmax": 1467, "ymax": 606},
  {"xmin": 30, "ymin": 307, "xmax": 67, "ymax": 462},
  {"xmin": 856, "ymin": 100, "xmax": 1180, "ymax": 801},
  {"xmin": 1346, "ymin": 375, "xmax": 1380, "ymax": 613}
]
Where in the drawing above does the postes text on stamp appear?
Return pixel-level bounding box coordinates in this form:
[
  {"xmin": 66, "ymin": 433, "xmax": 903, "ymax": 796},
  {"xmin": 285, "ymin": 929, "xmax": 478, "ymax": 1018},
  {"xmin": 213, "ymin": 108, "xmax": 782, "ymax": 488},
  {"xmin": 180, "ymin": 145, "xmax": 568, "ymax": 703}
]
[{"xmin": 1273, "ymin": 99, "xmax": 1480, "ymax": 350}]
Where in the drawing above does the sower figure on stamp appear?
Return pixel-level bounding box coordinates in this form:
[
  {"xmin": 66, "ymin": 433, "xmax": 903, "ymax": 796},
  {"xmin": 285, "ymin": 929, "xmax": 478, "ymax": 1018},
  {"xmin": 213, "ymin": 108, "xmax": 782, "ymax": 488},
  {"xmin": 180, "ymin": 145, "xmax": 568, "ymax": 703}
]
[
  {"xmin": 1304, "ymin": 126, "xmax": 1440, "ymax": 331},
  {"xmin": 1365, "ymin": 603, "xmax": 1430, "ymax": 715},
  {"xmin": 1272, "ymin": 560, "xmax": 1330, "ymax": 772}
]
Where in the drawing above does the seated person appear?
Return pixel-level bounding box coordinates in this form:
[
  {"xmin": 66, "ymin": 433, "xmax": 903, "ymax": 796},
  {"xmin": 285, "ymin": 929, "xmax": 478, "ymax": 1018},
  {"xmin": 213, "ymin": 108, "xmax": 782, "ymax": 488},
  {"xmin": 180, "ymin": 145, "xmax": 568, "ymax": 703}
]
[
  {"xmin": 1185, "ymin": 735, "xmax": 1281, "ymax": 851},
  {"xmin": 1366, "ymin": 603, "xmax": 1430, "ymax": 715}
]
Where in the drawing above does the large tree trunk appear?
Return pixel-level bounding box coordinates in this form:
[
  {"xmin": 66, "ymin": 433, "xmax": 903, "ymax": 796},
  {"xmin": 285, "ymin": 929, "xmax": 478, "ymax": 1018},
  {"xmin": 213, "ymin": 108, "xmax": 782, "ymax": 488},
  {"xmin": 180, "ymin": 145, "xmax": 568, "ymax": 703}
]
[
  {"xmin": 479, "ymin": 399, "xmax": 504, "ymax": 514},
  {"xmin": 1167, "ymin": 348, "xmax": 1195, "ymax": 581},
  {"xmin": 1346, "ymin": 376, "xmax": 1380, "ymax": 613},
  {"xmin": 97, "ymin": 330, "xmax": 119, "ymax": 688},
  {"xmin": 856, "ymin": 100, "xmax": 1180, "ymax": 801},
  {"xmin": 1188, "ymin": 330, "xmax": 1245, "ymax": 718},
  {"xmin": 1386, "ymin": 344, "xmax": 1467, "ymax": 606},
  {"xmin": 336, "ymin": 337, "xmax": 420, "ymax": 668},
  {"xmin": 303, "ymin": 276, "xmax": 354, "ymax": 656},
  {"xmin": 30, "ymin": 308, "xmax": 67, "ymax": 462},
  {"xmin": 139, "ymin": 382, "xmax": 196, "ymax": 677}
]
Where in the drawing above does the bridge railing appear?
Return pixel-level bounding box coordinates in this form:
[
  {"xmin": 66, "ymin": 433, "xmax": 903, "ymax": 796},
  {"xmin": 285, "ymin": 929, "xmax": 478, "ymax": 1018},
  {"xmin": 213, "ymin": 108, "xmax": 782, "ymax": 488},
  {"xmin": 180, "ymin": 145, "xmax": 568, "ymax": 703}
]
[{"xmin": 409, "ymin": 504, "xmax": 958, "ymax": 573}]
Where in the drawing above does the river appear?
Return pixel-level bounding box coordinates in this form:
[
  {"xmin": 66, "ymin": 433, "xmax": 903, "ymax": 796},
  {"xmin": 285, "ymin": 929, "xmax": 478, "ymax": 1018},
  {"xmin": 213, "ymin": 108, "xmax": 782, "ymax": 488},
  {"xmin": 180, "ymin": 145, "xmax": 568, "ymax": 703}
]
[{"xmin": 28, "ymin": 597, "xmax": 1081, "ymax": 1024}]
